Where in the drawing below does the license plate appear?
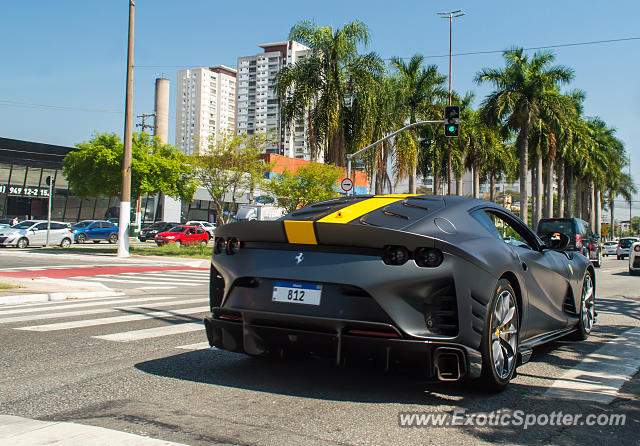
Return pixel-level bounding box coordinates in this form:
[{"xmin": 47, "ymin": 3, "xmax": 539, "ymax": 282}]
[{"xmin": 272, "ymin": 281, "xmax": 322, "ymax": 306}]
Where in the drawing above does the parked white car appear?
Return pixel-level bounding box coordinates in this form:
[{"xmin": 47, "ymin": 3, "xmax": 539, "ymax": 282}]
[
  {"xmin": 185, "ymin": 221, "xmax": 216, "ymax": 238},
  {"xmin": 602, "ymin": 240, "xmax": 618, "ymax": 257},
  {"xmin": 629, "ymin": 241, "xmax": 640, "ymax": 275},
  {"xmin": 616, "ymin": 237, "xmax": 640, "ymax": 259},
  {"xmin": 0, "ymin": 220, "xmax": 74, "ymax": 248}
]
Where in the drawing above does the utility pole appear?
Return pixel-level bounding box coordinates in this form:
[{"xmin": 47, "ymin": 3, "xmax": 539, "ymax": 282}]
[
  {"xmin": 630, "ymin": 154, "xmax": 633, "ymax": 235},
  {"xmin": 118, "ymin": 0, "xmax": 135, "ymax": 258},
  {"xmin": 136, "ymin": 113, "xmax": 155, "ymax": 134},
  {"xmin": 438, "ymin": 9, "xmax": 464, "ymax": 195}
]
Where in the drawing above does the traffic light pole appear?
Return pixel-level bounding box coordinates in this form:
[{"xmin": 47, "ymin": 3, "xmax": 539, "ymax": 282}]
[{"xmin": 346, "ymin": 120, "xmax": 444, "ymax": 196}]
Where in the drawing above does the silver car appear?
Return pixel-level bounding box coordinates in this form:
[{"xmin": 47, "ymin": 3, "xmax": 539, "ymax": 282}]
[
  {"xmin": 0, "ymin": 220, "xmax": 74, "ymax": 248},
  {"xmin": 602, "ymin": 240, "xmax": 618, "ymax": 257}
]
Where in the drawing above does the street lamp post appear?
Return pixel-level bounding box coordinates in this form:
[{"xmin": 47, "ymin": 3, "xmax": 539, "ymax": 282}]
[
  {"xmin": 118, "ymin": 0, "xmax": 135, "ymax": 258},
  {"xmin": 438, "ymin": 9, "xmax": 464, "ymax": 195}
]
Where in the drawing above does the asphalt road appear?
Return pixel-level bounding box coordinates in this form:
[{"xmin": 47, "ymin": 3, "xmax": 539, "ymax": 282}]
[{"xmin": 0, "ymin": 252, "xmax": 638, "ymax": 445}]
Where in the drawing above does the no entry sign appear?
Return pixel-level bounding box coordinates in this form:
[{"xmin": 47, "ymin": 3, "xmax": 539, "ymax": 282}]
[{"xmin": 340, "ymin": 178, "xmax": 353, "ymax": 192}]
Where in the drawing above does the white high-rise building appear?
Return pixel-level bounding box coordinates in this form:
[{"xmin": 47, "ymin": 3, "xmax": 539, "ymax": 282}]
[
  {"xmin": 236, "ymin": 41, "xmax": 311, "ymax": 159},
  {"xmin": 175, "ymin": 66, "xmax": 236, "ymax": 155}
]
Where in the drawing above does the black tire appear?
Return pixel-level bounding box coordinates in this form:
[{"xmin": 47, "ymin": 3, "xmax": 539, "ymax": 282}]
[
  {"xmin": 60, "ymin": 238, "xmax": 71, "ymax": 248},
  {"xmin": 572, "ymin": 271, "xmax": 595, "ymax": 340},
  {"xmin": 16, "ymin": 238, "xmax": 29, "ymax": 249},
  {"xmin": 139, "ymin": 238, "xmax": 146, "ymax": 242},
  {"xmin": 76, "ymin": 233, "xmax": 87, "ymax": 244},
  {"xmin": 617, "ymin": 255, "xmax": 622, "ymax": 260},
  {"xmin": 480, "ymin": 278, "xmax": 519, "ymax": 391},
  {"xmin": 108, "ymin": 233, "xmax": 118, "ymax": 244},
  {"xmin": 630, "ymin": 268, "xmax": 640, "ymax": 276}
]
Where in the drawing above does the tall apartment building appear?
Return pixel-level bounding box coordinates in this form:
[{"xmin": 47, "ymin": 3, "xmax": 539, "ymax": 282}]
[
  {"xmin": 175, "ymin": 66, "xmax": 236, "ymax": 155},
  {"xmin": 236, "ymin": 41, "xmax": 311, "ymax": 160}
]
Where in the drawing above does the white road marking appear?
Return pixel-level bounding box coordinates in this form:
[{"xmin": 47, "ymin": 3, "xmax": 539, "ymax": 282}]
[
  {"xmin": 0, "ymin": 292, "xmax": 179, "ymax": 310},
  {"xmin": 0, "ymin": 298, "xmax": 206, "ymax": 324},
  {"xmin": 79, "ymin": 277, "xmax": 204, "ymax": 285},
  {"xmin": 118, "ymin": 272, "xmax": 208, "ymax": 281},
  {"xmin": 93, "ymin": 322, "xmax": 203, "ymax": 342},
  {"xmin": 175, "ymin": 341, "xmax": 211, "ymax": 350},
  {"xmin": 544, "ymin": 327, "xmax": 640, "ymax": 403},
  {"xmin": 137, "ymin": 286, "xmax": 176, "ymax": 290},
  {"xmin": 15, "ymin": 306, "xmax": 209, "ymax": 331},
  {"xmin": 0, "ymin": 295, "xmax": 181, "ymax": 316}
]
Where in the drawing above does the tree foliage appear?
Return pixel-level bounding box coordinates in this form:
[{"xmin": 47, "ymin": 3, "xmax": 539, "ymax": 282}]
[
  {"xmin": 63, "ymin": 132, "xmax": 197, "ymax": 201},
  {"xmin": 264, "ymin": 163, "xmax": 343, "ymax": 214},
  {"xmin": 189, "ymin": 133, "xmax": 272, "ymax": 225}
]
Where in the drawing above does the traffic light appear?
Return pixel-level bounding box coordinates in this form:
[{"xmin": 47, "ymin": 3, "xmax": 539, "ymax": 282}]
[{"xmin": 444, "ymin": 105, "xmax": 460, "ymax": 137}]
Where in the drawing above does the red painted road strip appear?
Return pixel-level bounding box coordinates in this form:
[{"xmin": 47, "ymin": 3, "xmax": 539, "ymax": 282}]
[{"xmin": 0, "ymin": 266, "xmax": 208, "ymax": 279}]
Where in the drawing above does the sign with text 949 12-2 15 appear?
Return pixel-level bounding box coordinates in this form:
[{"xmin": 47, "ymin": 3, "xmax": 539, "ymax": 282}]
[{"xmin": 0, "ymin": 185, "xmax": 50, "ymax": 198}]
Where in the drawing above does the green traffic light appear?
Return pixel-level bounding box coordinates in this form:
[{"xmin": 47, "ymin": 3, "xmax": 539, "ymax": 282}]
[{"xmin": 448, "ymin": 126, "xmax": 455, "ymax": 132}]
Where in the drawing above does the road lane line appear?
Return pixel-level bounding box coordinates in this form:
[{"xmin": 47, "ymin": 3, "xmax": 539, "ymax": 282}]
[
  {"xmin": 80, "ymin": 277, "xmax": 204, "ymax": 285},
  {"xmin": 14, "ymin": 306, "xmax": 209, "ymax": 331},
  {"xmin": 93, "ymin": 322, "xmax": 203, "ymax": 342},
  {"xmin": 544, "ymin": 327, "xmax": 640, "ymax": 403},
  {"xmin": 137, "ymin": 286, "xmax": 176, "ymax": 290},
  {"xmin": 175, "ymin": 341, "xmax": 211, "ymax": 350},
  {"xmin": 0, "ymin": 298, "xmax": 206, "ymax": 324},
  {"xmin": 0, "ymin": 295, "xmax": 181, "ymax": 316}
]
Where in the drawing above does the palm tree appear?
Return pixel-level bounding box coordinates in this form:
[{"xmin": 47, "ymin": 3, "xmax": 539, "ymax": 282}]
[
  {"xmin": 390, "ymin": 55, "xmax": 447, "ymax": 193},
  {"xmin": 276, "ymin": 20, "xmax": 383, "ymax": 166},
  {"xmin": 475, "ymin": 48, "xmax": 574, "ymax": 224}
]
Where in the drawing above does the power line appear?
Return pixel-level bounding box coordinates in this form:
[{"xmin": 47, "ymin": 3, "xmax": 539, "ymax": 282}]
[
  {"xmin": 0, "ymin": 99, "xmax": 121, "ymax": 114},
  {"xmin": 133, "ymin": 36, "xmax": 640, "ymax": 69}
]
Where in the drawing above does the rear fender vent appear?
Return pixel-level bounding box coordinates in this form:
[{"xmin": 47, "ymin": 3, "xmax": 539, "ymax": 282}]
[
  {"xmin": 423, "ymin": 283, "xmax": 459, "ymax": 336},
  {"xmin": 210, "ymin": 265, "xmax": 226, "ymax": 308}
]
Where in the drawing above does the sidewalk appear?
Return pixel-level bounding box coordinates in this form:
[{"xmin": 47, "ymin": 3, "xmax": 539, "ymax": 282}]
[{"xmin": 0, "ymin": 415, "xmax": 188, "ymax": 445}]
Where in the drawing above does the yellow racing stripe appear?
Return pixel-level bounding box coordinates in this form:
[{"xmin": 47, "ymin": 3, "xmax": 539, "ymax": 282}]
[
  {"xmin": 318, "ymin": 197, "xmax": 404, "ymax": 224},
  {"xmin": 284, "ymin": 220, "xmax": 318, "ymax": 244}
]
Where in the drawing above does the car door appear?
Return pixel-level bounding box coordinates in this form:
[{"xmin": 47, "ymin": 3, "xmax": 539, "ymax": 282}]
[
  {"xmin": 484, "ymin": 210, "xmax": 570, "ymax": 339},
  {"xmin": 30, "ymin": 222, "xmax": 48, "ymax": 245},
  {"xmin": 184, "ymin": 228, "xmax": 197, "ymax": 244}
]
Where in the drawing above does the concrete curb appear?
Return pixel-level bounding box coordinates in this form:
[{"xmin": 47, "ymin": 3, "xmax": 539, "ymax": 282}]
[
  {"xmin": 0, "ymin": 290, "xmax": 125, "ymax": 305},
  {"xmin": 0, "ymin": 415, "xmax": 187, "ymax": 445}
]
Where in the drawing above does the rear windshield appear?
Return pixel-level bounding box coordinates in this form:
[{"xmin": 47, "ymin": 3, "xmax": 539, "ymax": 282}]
[
  {"xmin": 620, "ymin": 239, "xmax": 637, "ymax": 248},
  {"xmin": 537, "ymin": 220, "xmax": 574, "ymax": 237}
]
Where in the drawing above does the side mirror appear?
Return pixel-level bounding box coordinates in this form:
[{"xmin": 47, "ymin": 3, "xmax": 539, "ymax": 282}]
[{"xmin": 543, "ymin": 232, "xmax": 570, "ymax": 251}]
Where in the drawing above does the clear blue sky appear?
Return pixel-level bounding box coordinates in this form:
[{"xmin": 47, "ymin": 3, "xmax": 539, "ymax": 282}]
[{"xmin": 1, "ymin": 0, "xmax": 639, "ymax": 217}]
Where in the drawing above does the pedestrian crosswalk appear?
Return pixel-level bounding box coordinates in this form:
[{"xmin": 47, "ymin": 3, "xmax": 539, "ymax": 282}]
[
  {"xmin": 67, "ymin": 269, "xmax": 210, "ymax": 291},
  {"xmin": 0, "ymin": 292, "xmax": 215, "ymax": 351}
]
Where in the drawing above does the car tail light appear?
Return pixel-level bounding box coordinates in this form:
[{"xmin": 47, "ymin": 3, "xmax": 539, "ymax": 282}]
[
  {"xmin": 382, "ymin": 245, "xmax": 409, "ymax": 265},
  {"xmin": 214, "ymin": 237, "xmax": 226, "ymax": 254},
  {"xmin": 414, "ymin": 247, "xmax": 444, "ymax": 267},
  {"xmin": 218, "ymin": 313, "xmax": 242, "ymax": 322},
  {"xmin": 635, "ymin": 245, "xmax": 640, "ymax": 252},
  {"xmin": 575, "ymin": 234, "xmax": 583, "ymax": 248},
  {"xmin": 348, "ymin": 329, "xmax": 399, "ymax": 339},
  {"xmin": 226, "ymin": 237, "xmax": 240, "ymax": 255}
]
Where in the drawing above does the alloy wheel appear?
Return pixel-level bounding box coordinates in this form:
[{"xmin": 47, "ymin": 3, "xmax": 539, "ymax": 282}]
[
  {"xmin": 581, "ymin": 273, "xmax": 595, "ymax": 333},
  {"xmin": 490, "ymin": 289, "xmax": 518, "ymax": 379}
]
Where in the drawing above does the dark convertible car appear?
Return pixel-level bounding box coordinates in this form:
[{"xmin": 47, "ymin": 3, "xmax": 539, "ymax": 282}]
[{"xmin": 205, "ymin": 195, "xmax": 596, "ymax": 390}]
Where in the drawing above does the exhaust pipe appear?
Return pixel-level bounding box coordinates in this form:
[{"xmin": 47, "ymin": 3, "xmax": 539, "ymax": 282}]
[{"xmin": 434, "ymin": 348, "xmax": 464, "ymax": 381}]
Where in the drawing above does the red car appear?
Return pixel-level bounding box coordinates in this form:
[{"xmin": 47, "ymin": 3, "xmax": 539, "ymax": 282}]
[{"xmin": 155, "ymin": 225, "xmax": 209, "ymax": 247}]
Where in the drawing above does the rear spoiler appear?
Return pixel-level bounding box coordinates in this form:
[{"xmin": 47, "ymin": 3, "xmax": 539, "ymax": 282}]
[{"xmin": 214, "ymin": 220, "xmax": 436, "ymax": 250}]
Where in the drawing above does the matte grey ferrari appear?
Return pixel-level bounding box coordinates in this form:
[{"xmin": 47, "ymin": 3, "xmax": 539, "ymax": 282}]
[{"xmin": 204, "ymin": 195, "xmax": 596, "ymax": 390}]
